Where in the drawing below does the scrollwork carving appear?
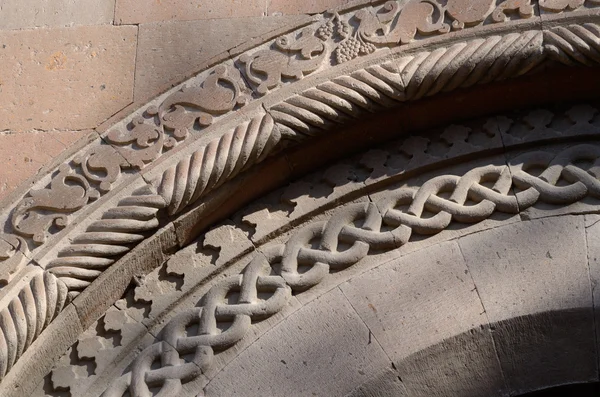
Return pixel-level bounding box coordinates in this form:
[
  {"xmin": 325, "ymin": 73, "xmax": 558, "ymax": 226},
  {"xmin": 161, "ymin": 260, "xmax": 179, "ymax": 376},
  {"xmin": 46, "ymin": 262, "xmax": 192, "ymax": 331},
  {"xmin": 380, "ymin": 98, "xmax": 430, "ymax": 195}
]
[
  {"xmin": 0, "ymin": 235, "xmax": 28, "ymax": 285},
  {"xmin": 239, "ymin": 26, "xmax": 328, "ymax": 95},
  {"xmin": 11, "ymin": 165, "xmax": 100, "ymax": 245}
]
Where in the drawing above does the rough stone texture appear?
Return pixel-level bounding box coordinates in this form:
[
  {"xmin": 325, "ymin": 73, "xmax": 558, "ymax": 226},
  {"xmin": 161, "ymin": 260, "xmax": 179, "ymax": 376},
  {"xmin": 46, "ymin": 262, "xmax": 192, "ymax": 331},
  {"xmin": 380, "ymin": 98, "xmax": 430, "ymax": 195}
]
[
  {"xmin": 340, "ymin": 241, "xmax": 504, "ymax": 396},
  {"xmin": 0, "ymin": 0, "xmax": 115, "ymax": 30},
  {"xmin": 459, "ymin": 217, "xmax": 591, "ymax": 322},
  {"xmin": 0, "ymin": 25, "xmax": 137, "ymax": 131},
  {"xmin": 585, "ymin": 214, "xmax": 600, "ymax": 365},
  {"xmin": 396, "ymin": 326, "xmax": 505, "ymax": 397},
  {"xmin": 459, "ymin": 216, "xmax": 598, "ymax": 395},
  {"xmin": 340, "ymin": 241, "xmax": 486, "ymax": 361},
  {"xmin": 134, "ymin": 15, "xmax": 309, "ymax": 102},
  {"xmin": 268, "ymin": 0, "xmax": 352, "ymax": 15},
  {"xmin": 0, "ymin": 130, "xmax": 89, "ymax": 201},
  {"xmin": 115, "ymin": 0, "xmax": 266, "ymax": 25},
  {"xmin": 204, "ymin": 288, "xmax": 391, "ymax": 397},
  {"xmin": 346, "ymin": 368, "xmax": 409, "ymax": 397}
]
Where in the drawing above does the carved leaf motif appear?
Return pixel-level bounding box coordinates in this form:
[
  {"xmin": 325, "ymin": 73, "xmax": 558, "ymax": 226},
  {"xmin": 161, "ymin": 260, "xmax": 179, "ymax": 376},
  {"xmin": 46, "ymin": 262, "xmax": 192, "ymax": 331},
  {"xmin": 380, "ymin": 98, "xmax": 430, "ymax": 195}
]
[
  {"xmin": 158, "ymin": 65, "xmax": 250, "ymax": 139},
  {"xmin": 106, "ymin": 116, "xmax": 165, "ymax": 169},
  {"xmin": 12, "ymin": 164, "xmax": 100, "ymax": 244},
  {"xmin": 492, "ymin": 0, "xmax": 535, "ymax": 22},
  {"xmin": 240, "ymin": 27, "xmax": 327, "ymax": 95},
  {"xmin": 539, "ymin": 0, "xmax": 585, "ymax": 11},
  {"xmin": 357, "ymin": 0, "xmax": 449, "ymax": 46},
  {"xmin": 0, "ymin": 234, "xmax": 28, "ymax": 285},
  {"xmin": 447, "ymin": 0, "xmax": 496, "ymax": 28},
  {"xmin": 73, "ymin": 145, "xmax": 131, "ymax": 192}
]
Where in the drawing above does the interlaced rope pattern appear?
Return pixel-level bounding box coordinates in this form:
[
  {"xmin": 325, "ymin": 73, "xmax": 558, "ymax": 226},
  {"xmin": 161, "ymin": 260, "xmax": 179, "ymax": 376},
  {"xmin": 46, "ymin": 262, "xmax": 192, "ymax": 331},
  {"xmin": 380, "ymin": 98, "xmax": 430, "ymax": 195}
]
[{"xmin": 103, "ymin": 144, "xmax": 600, "ymax": 397}]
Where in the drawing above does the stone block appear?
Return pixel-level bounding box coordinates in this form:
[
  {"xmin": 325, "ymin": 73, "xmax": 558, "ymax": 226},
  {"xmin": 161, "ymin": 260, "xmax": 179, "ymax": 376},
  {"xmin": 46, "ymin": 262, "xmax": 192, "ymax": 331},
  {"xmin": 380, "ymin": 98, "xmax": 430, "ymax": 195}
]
[
  {"xmin": 204, "ymin": 288, "xmax": 391, "ymax": 396},
  {"xmin": 585, "ymin": 214, "xmax": 600, "ymax": 362},
  {"xmin": 346, "ymin": 368, "xmax": 409, "ymax": 397},
  {"xmin": 0, "ymin": 0, "xmax": 115, "ymax": 30},
  {"xmin": 459, "ymin": 216, "xmax": 597, "ymax": 394},
  {"xmin": 115, "ymin": 0, "xmax": 266, "ymax": 25},
  {"xmin": 0, "ymin": 131, "xmax": 89, "ymax": 201},
  {"xmin": 339, "ymin": 241, "xmax": 487, "ymax": 361},
  {"xmin": 268, "ymin": 0, "xmax": 353, "ymax": 15},
  {"xmin": 395, "ymin": 326, "xmax": 506, "ymax": 397},
  {"xmin": 0, "ymin": 25, "xmax": 137, "ymax": 131},
  {"xmin": 458, "ymin": 216, "xmax": 591, "ymax": 322},
  {"xmin": 491, "ymin": 309, "xmax": 597, "ymax": 395},
  {"xmin": 134, "ymin": 15, "xmax": 308, "ymax": 102}
]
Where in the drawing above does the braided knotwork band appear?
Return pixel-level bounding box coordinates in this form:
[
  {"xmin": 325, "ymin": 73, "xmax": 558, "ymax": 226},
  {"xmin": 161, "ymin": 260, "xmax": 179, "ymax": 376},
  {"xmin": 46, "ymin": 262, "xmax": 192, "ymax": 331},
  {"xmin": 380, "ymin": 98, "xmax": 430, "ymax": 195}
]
[{"xmin": 103, "ymin": 144, "xmax": 600, "ymax": 397}]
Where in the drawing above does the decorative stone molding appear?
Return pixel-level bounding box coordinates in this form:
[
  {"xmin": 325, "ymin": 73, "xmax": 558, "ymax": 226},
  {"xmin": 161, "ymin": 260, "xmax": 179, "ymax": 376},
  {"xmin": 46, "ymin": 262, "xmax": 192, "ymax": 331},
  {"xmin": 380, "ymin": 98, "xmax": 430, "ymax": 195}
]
[
  {"xmin": 100, "ymin": 143, "xmax": 600, "ymax": 397},
  {"xmin": 39, "ymin": 102, "xmax": 600, "ymax": 396},
  {"xmin": 4, "ymin": 0, "xmax": 600, "ymax": 393}
]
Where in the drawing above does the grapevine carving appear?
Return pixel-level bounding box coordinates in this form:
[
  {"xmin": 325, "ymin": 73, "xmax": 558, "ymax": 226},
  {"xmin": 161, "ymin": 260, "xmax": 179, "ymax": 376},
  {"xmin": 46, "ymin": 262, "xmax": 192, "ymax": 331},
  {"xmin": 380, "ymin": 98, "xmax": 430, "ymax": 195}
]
[{"xmin": 102, "ymin": 144, "xmax": 600, "ymax": 397}]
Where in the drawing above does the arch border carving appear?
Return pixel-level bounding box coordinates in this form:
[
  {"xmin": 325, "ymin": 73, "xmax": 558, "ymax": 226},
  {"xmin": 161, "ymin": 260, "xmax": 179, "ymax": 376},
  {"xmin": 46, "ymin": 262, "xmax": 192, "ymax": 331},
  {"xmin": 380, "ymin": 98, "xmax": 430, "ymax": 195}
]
[{"xmin": 2, "ymin": 1, "xmax": 600, "ymax": 395}]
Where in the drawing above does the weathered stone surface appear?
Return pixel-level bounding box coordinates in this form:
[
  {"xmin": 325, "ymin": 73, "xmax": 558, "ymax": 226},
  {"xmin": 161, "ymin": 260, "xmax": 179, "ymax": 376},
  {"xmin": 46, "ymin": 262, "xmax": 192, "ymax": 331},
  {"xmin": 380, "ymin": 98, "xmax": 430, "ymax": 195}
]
[
  {"xmin": 346, "ymin": 368, "xmax": 409, "ymax": 397},
  {"xmin": 204, "ymin": 288, "xmax": 391, "ymax": 396},
  {"xmin": 338, "ymin": 240, "xmax": 505, "ymax": 396},
  {"xmin": 493, "ymin": 309, "xmax": 598, "ymax": 395},
  {"xmin": 134, "ymin": 15, "xmax": 309, "ymax": 102},
  {"xmin": 585, "ymin": 214, "xmax": 600, "ymax": 362},
  {"xmin": 396, "ymin": 326, "xmax": 505, "ymax": 397},
  {"xmin": 268, "ymin": 0, "xmax": 352, "ymax": 15},
  {"xmin": 459, "ymin": 216, "xmax": 591, "ymax": 322},
  {"xmin": 0, "ymin": 26, "xmax": 137, "ymax": 131},
  {"xmin": 115, "ymin": 0, "xmax": 266, "ymax": 25},
  {"xmin": 0, "ymin": 131, "xmax": 89, "ymax": 201},
  {"xmin": 459, "ymin": 216, "xmax": 597, "ymax": 394},
  {"xmin": 340, "ymin": 241, "xmax": 486, "ymax": 361},
  {"xmin": 0, "ymin": 0, "xmax": 115, "ymax": 30}
]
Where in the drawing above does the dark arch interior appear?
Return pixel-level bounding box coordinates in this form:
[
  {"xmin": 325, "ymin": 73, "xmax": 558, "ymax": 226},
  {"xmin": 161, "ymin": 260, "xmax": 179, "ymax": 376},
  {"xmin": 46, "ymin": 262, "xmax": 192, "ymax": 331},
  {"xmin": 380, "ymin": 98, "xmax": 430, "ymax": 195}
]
[{"xmin": 519, "ymin": 383, "xmax": 600, "ymax": 396}]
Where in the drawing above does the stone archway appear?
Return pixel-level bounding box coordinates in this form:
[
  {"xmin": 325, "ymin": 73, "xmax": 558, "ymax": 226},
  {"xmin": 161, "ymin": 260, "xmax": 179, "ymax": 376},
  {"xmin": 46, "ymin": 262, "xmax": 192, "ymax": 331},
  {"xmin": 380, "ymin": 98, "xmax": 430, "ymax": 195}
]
[{"xmin": 2, "ymin": 1, "xmax": 600, "ymax": 396}]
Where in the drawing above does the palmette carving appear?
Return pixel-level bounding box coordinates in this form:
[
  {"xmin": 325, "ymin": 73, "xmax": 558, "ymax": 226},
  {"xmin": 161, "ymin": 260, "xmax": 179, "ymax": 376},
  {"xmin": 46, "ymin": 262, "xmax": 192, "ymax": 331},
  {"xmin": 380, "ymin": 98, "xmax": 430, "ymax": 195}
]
[
  {"xmin": 5, "ymin": 3, "xmax": 600, "ymax": 273},
  {"xmin": 104, "ymin": 144, "xmax": 600, "ymax": 397}
]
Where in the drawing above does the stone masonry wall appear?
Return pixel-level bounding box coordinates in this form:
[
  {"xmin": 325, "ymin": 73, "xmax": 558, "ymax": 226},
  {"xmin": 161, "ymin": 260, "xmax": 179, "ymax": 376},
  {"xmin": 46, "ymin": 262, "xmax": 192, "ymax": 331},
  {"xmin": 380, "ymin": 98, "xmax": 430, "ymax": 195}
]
[{"xmin": 0, "ymin": 0, "xmax": 349, "ymax": 201}]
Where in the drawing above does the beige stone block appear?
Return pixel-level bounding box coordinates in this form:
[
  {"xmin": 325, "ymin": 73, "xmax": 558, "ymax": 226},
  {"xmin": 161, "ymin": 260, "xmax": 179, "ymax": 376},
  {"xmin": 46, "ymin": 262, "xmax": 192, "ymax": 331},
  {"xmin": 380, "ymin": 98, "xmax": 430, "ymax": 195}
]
[
  {"xmin": 395, "ymin": 326, "xmax": 505, "ymax": 397},
  {"xmin": 340, "ymin": 241, "xmax": 486, "ymax": 361},
  {"xmin": 268, "ymin": 0, "xmax": 352, "ymax": 15},
  {"xmin": 0, "ymin": 0, "xmax": 115, "ymax": 30},
  {"xmin": 0, "ymin": 130, "xmax": 89, "ymax": 201},
  {"xmin": 459, "ymin": 216, "xmax": 597, "ymax": 394},
  {"xmin": 585, "ymin": 214, "xmax": 600, "ymax": 359},
  {"xmin": 458, "ymin": 216, "xmax": 591, "ymax": 322},
  {"xmin": 204, "ymin": 288, "xmax": 391, "ymax": 396},
  {"xmin": 134, "ymin": 15, "xmax": 308, "ymax": 102},
  {"xmin": 115, "ymin": 0, "xmax": 266, "ymax": 25},
  {"xmin": 0, "ymin": 25, "xmax": 137, "ymax": 131}
]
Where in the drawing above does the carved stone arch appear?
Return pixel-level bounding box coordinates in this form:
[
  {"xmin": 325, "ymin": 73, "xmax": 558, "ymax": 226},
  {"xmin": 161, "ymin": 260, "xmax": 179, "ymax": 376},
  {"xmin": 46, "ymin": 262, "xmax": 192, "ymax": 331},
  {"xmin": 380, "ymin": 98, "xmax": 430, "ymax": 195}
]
[
  {"xmin": 3, "ymin": 1, "xmax": 600, "ymax": 396},
  {"xmin": 41, "ymin": 118, "xmax": 600, "ymax": 397}
]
